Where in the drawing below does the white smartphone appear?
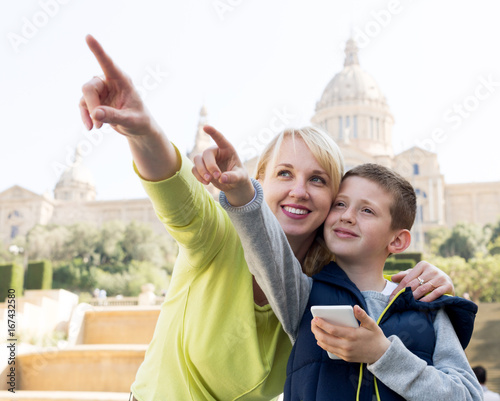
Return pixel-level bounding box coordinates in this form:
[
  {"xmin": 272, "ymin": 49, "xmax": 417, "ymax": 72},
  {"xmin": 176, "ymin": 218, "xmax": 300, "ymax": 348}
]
[{"xmin": 310, "ymin": 305, "xmax": 359, "ymax": 360}]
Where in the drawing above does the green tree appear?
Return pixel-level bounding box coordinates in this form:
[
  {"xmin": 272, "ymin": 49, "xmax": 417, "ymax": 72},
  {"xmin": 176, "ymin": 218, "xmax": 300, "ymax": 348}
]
[
  {"xmin": 488, "ymin": 218, "xmax": 500, "ymax": 246},
  {"xmin": 26, "ymin": 224, "xmax": 70, "ymax": 261},
  {"xmin": 121, "ymin": 221, "xmax": 176, "ymax": 269},
  {"xmin": 95, "ymin": 220, "xmax": 126, "ymax": 266},
  {"xmin": 438, "ymin": 222, "xmax": 487, "ymax": 261},
  {"xmin": 3, "ymin": 220, "xmax": 177, "ymax": 294},
  {"xmin": 64, "ymin": 222, "xmax": 100, "ymax": 264},
  {"xmin": 93, "ymin": 260, "xmax": 171, "ymax": 296},
  {"xmin": 429, "ymin": 255, "xmax": 500, "ymax": 302},
  {"xmin": 425, "ymin": 226, "xmax": 451, "ymax": 256},
  {"xmin": 488, "ymin": 236, "xmax": 500, "ymax": 256}
]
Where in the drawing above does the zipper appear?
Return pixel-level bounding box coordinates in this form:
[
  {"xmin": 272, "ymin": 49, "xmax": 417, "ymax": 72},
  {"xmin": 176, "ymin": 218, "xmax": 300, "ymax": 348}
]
[{"xmin": 355, "ymin": 288, "xmax": 407, "ymax": 401}]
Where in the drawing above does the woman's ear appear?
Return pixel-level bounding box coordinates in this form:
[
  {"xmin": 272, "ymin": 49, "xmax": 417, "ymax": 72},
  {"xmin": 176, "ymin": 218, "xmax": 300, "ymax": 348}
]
[{"xmin": 388, "ymin": 229, "xmax": 412, "ymax": 255}]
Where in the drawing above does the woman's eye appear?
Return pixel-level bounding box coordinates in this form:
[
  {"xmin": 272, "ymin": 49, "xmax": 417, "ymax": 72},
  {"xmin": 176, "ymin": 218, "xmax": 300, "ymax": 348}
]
[
  {"xmin": 311, "ymin": 176, "xmax": 326, "ymax": 184},
  {"xmin": 277, "ymin": 170, "xmax": 292, "ymax": 177}
]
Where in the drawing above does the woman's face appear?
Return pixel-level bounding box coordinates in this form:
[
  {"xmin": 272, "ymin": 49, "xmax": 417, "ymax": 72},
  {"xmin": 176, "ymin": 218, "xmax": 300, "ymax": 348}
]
[{"xmin": 259, "ymin": 137, "xmax": 336, "ymax": 244}]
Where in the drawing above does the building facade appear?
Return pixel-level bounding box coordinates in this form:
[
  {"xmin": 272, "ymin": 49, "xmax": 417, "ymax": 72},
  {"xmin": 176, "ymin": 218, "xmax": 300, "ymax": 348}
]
[
  {"xmin": 2, "ymin": 39, "xmax": 500, "ymax": 248},
  {"xmin": 0, "ymin": 148, "xmax": 166, "ymax": 243},
  {"xmin": 309, "ymin": 38, "xmax": 500, "ymax": 249}
]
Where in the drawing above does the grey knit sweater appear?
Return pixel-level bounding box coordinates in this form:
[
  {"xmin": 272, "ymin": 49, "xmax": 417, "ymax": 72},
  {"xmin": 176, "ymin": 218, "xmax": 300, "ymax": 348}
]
[{"xmin": 220, "ymin": 179, "xmax": 482, "ymax": 401}]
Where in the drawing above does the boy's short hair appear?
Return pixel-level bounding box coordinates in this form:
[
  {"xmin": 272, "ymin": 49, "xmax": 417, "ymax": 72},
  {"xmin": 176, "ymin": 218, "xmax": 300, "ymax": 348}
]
[{"xmin": 342, "ymin": 163, "xmax": 416, "ymax": 231}]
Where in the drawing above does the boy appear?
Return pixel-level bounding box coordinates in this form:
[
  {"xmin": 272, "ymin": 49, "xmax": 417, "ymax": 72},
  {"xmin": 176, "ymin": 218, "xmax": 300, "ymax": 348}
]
[{"xmin": 221, "ymin": 163, "xmax": 482, "ymax": 400}]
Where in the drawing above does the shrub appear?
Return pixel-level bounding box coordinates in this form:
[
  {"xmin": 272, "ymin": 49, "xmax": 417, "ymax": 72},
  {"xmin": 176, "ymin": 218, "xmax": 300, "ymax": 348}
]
[
  {"xmin": 384, "ymin": 259, "xmax": 395, "ymax": 271},
  {"xmin": 0, "ymin": 263, "xmax": 24, "ymax": 299},
  {"xmin": 394, "ymin": 252, "xmax": 422, "ymax": 265},
  {"xmin": 25, "ymin": 260, "xmax": 53, "ymax": 290},
  {"xmin": 393, "ymin": 259, "xmax": 415, "ymax": 271},
  {"xmin": 92, "ymin": 260, "xmax": 171, "ymax": 297}
]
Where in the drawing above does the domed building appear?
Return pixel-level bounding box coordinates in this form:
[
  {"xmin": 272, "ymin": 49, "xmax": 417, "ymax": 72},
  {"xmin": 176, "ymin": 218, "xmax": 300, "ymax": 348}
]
[
  {"xmin": 0, "ymin": 148, "xmax": 167, "ymax": 242},
  {"xmin": 54, "ymin": 146, "xmax": 96, "ymax": 202},
  {"xmin": 49, "ymin": 148, "xmax": 102, "ymax": 225},
  {"xmin": 312, "ymin": 38, "xmax": 394, "ymax": 169},
  {"xmin": 311, "ymin": 38, "xmax": 500, "ymax": 249},
  {"xmin": 0, "ymin": 109, "xmax": 213, "ymax": 243},
  {"xmin": 1, "ymin": 39, "xmax": 499, "ymax": 247}
]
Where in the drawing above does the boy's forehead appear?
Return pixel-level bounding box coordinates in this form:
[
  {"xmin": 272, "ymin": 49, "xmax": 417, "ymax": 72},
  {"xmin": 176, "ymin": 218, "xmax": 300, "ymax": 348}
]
[
  {"xmin": 339, "ymin": 175, "xmax": 369, "ymax": 189},
  {"xmin": 338, "ymin": 176, "xmax": 393, "ymax": 203}
]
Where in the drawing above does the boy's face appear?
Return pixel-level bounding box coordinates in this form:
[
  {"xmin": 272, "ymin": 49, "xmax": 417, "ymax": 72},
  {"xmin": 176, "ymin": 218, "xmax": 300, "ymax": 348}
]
[{"xmin": 324, "ymin": 176, "xmax": 398, "ymax": 265}]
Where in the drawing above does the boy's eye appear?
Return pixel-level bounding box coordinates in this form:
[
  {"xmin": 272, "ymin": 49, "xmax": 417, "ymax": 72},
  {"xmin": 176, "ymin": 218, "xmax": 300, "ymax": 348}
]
[
  {"xmin": 334, "ymin": 201, "xmax": 345, "ymax": 208},
  {"xmin": 362, "ymin": 208, "xmax": 374, "ymax": 214}
]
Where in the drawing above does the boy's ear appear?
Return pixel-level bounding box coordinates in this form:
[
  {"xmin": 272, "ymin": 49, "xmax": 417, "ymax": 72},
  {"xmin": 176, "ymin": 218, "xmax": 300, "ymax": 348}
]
[{"xmin": 388, "ymin": 229, "xmax": 411, "ymax": 254}]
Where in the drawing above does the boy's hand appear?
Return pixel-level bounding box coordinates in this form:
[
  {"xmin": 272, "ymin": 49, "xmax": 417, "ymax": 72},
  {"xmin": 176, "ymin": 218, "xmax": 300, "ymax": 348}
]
[
  {"xmin": 192, "ymin": 125, "xmax": 255, "ymax": 206},
  {"xmin": 311, "ymin": 305, "xmax": 390, "ymax": 364},
  {"xmin": 390, "ymin": 261, "xmax": 455, "ymax": 302}
]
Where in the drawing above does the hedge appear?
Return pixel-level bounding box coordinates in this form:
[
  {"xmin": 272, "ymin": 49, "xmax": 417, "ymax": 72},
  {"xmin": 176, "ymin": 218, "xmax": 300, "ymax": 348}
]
[
  {"xmin": 393, "ymin": 259, "xmax": 415, "ymax": 271},
  {"xmin": 0, "ymin": 263, "xmax": 24, "ymax": 300},
  {"xmin": 384, "ymin": 259, "xmax": 395, "ymax": 271},
  {"xmin": 394, "ymin": 252, "xmax": 422, "ymax": 265},
  {"xmin": 25, "ymin": 260, "xmax": 53, "ymax": 290}
]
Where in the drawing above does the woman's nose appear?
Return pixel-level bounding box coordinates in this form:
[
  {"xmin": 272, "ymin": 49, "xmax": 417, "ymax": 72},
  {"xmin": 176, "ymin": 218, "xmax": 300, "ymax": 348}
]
[{"xmin": 289, "ymin": 180, "xmax": 309, "ymax": 199}]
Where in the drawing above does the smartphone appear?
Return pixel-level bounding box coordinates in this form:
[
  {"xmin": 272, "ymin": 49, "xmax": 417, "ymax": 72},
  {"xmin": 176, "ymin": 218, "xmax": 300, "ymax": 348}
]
[{"xmin": 310, "ymin": 305, "xmax": 359, "ymax": 359}]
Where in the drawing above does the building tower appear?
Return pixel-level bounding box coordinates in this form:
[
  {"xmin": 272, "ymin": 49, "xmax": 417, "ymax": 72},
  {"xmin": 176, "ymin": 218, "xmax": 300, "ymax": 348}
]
[
  {"xmin": 188, "ymin": 105, "xmax": 214, "ymax": 161},
  {"xmin": 311, "ymin": 38, "xmax": 395, "ymax": 169},
  {"xmin": 54, "ymin": 147, "xmax": 96, "ymax": 202}
]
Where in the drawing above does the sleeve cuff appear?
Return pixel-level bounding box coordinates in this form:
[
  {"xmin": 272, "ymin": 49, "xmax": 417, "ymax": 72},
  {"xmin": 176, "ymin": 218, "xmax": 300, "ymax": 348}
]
[{"xmin": 219, "ymin": 178, "xmax": 264, "ymax": 213}]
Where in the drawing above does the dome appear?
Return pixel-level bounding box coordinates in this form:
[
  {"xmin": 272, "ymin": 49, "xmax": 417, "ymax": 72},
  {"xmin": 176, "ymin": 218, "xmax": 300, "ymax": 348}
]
[
  {"xmin": 316, "ymin": 39, "xmax": 387, "ymax": 110},
  {"xmin": 56, "ymin": 148, "xmax": 95, "ymax": 188},
  {"xmin": 54, "ymin": 147, "xmax": 96, "ymax": 201},
  {"xmin": 57, "ymin": 163, "xmax": 95, "ymax": 188}
]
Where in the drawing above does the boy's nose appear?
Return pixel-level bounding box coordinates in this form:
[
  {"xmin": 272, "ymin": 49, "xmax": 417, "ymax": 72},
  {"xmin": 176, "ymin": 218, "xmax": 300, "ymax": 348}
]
[{"xmin": 340, "ymin": 208, "xmax": 355, "ymax": 224}]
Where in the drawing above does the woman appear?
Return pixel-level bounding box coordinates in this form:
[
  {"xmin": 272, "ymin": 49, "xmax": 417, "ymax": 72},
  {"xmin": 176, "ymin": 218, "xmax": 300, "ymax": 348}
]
[{"xmin": 79, "ymin": 35, "xmax": 454, "ymax": 401}]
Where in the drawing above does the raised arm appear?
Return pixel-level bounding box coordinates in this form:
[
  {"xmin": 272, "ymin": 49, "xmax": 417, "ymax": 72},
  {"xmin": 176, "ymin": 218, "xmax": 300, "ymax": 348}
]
[
  {"xmin": 79, "ymin": 34, "xmax": 178, "ymax": 181},
  {"xmin": 191, "ymin": 127, "xmax": 312, "ymax": 342}
]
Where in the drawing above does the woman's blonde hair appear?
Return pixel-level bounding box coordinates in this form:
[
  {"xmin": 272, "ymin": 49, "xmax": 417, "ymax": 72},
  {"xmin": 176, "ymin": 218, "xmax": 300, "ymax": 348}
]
[{"xmin": 254, "ymin": 125, "xmax": 344, "ymax": 276}]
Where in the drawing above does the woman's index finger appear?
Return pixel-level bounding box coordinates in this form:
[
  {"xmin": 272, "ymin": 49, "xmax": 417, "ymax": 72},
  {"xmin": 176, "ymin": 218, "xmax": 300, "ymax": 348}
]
[{"xmin": 85, "ymin": 34, "xmax": 124, "ymax": 80}]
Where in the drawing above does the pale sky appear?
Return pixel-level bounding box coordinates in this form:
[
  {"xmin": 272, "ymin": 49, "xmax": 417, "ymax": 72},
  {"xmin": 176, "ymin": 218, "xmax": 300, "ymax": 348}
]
[{"xmin": 2, "ymin": 0, "xmax": 500, "ymax": 200}]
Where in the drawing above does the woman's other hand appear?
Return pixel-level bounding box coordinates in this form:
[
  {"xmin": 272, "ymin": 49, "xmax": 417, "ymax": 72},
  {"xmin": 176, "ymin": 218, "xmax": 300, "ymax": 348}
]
[{"xmin": 390, "ymin": 261, "xmax": 455, "ymax": 302}]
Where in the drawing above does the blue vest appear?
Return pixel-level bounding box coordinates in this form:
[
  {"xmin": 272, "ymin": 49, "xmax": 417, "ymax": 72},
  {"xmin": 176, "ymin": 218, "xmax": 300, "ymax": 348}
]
[{"xmin": 285, "ymin": 262, "xmax": 477, "ymax": 401}]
